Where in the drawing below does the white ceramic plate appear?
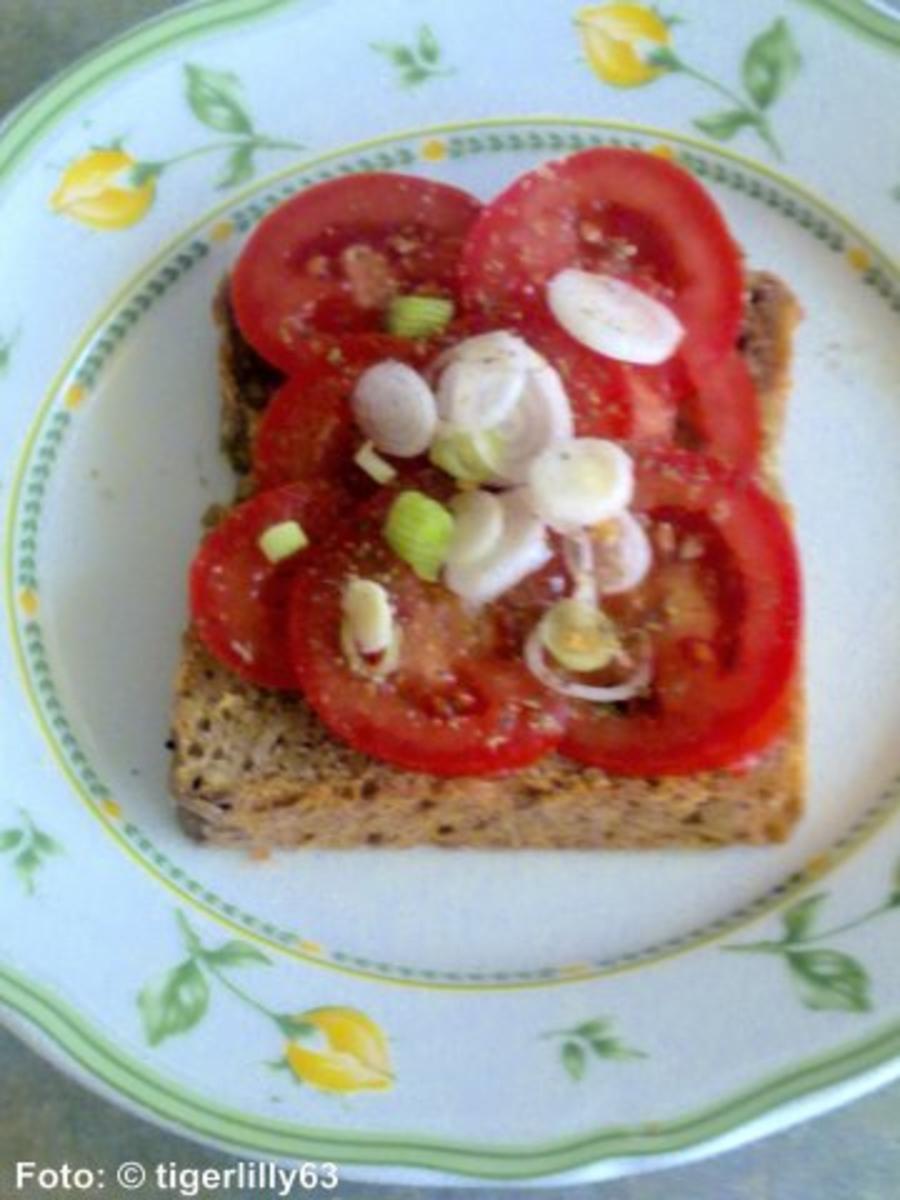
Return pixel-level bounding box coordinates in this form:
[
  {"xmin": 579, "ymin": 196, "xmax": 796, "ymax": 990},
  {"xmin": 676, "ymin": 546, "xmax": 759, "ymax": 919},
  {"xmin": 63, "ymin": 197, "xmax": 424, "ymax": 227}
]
[{"xmin": 2, "ymin": 0, "xmax": 900, "ymax": 1185}]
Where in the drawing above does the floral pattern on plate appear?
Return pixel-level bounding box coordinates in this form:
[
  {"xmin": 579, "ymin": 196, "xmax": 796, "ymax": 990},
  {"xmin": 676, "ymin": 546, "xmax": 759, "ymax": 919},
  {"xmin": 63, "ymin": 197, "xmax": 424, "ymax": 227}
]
[
  {"xmin": 576, "ymin": 5, "xmax": 802, "ymax": 159},
  {"xmin": 50, "ymin": 65, "xmax": 304, "ymax": 229},
  {"xmin": 140, "ymin": 912, "xmax": 394, "ymax": 1095}
]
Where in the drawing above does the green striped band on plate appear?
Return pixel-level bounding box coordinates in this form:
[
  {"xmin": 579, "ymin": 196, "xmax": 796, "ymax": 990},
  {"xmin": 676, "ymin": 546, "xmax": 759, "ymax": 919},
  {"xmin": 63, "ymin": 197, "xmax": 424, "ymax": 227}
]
[{"xmin": 2, "ymin": 957, "xmax": 900, "ymax": 1177}]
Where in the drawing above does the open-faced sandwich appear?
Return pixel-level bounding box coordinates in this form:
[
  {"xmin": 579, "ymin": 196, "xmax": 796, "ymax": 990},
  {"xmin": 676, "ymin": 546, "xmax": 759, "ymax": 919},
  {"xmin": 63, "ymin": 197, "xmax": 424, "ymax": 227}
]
[{"xmin": 169, "ymin": 147, "xmax": 804, "ymax": 849}]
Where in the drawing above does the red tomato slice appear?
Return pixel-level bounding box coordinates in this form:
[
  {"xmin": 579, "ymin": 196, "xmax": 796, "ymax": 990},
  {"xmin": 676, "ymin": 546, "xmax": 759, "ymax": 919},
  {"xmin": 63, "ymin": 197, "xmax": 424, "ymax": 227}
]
[
  {"xmin": 288, "ymin": 499, "xmax": 567, "ymax": 776},
  {"xmin": 251, "ymin": 337, "xmax": 419, "ymax": 493},
  {"xmin": 252, "ymin": 368, "xmax": 361, "ymax": 494},
  {"xmin": 190, "ymin": 482, "xmax": 349, "ymax": 690},
  {"xmin": 460, "ymin": 147, "xmax": 743, "ymax": 364},
  {"xmin": 231, "ymin": 174, "xmax": 482, "ymax": 371},
  {"xmin": 277, "ymin": 329, "xmax": 437, "ymax": 378},
  {"xmin": 252, "ymin": 330, "xmax": 476, "ymax": 492},
  {"xmin": 521, "ymin": 323, "xmax": 759, "ymax": 469},
  {"xmin": 561, "ymin": 450, "xmax": 801, "ymax": 775},
  {"xmin": 673, "ymin": 351, "xmax": 762, "ymax": 472},
  {"xmin": 520, "ymin": 322, "xmax": 672, "ymax": 442}
]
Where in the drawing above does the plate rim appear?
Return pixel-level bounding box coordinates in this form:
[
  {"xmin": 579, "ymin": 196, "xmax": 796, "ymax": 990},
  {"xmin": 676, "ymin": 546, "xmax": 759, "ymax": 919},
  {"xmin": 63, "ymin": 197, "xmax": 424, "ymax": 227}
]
[
  {"xmin": 6, "ymin": 114, "xmax": 900, "ymax": 989},
  {"xmin": 3, "ymin": 957, "xmax": 900, "ymax": 1182},
  {"xmin": 1, "ymin": 0, "xmax": 899, "ymax": 195},
  {"xmin": 3, "ymin": 0, "xmax": 900, "ymax": 1184}
]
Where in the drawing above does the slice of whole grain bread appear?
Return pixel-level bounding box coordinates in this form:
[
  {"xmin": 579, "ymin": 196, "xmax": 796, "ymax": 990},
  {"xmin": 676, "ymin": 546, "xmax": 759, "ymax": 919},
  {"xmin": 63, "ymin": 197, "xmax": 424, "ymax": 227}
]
[{"xmin": 170, "ymin": 271, "xmax": 804, "ymax": 849}]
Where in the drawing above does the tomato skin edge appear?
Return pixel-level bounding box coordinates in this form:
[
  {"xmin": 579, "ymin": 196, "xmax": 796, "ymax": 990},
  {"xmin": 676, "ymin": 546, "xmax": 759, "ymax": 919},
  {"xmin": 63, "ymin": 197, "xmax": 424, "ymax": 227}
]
[
  {"xmin": 230, "ymin": 173, "xmax": 482, "ymax": 372},
  {"xmin": 286, "ymin": 503, "xmax": 567, "ymax": 778},
  {"xmin": 189, "ymin": 481, "xmax": 351, "ymax": 691},
  {"xmin": 460, "ymin": 147, "xmax": 744, "ymax": 364},
  {"xmin": 559, "ymin": 449, "xmax": 802, "ymax": 776}
]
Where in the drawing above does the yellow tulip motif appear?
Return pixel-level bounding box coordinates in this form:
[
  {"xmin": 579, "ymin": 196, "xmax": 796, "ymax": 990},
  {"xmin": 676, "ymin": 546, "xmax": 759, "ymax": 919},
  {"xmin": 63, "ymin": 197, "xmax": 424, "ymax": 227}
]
[
  {"xmin": 138, "ymin": 915, "xmax": 395, "ymax": 1099},
  {"xmin": 50, "ymin": 149, "xmax": 156, "ymax": 231},
  {"xmin": 576, "ymin": 3, "xmax": 671, "ymax": 88},
  {"xmin": 285, "ymin": 1007, "xmax": 393, "ymax": 1093},
  {"xmin": 575, "ymin": 9, "xmax": 802, "ymax": 161},
  {"xmin": 49, "ymin": 64, "xmax": 305, "ymax": 232}
]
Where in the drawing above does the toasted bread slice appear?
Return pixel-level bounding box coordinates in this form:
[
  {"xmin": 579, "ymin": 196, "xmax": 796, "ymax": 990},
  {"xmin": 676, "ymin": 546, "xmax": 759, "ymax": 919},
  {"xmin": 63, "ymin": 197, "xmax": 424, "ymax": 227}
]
[{"xmin": 170, "ymin": 272, "xmax": 804, "ymax": 849}]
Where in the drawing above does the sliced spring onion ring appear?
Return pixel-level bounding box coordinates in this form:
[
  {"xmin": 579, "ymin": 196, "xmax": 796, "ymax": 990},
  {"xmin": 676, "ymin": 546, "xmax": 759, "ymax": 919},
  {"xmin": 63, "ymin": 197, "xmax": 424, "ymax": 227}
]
[
  {"xmin": 257, "ymin": 520, "xmax": 308, "ymax": 563},
  {"xmin": 430, "ymin": 331, "xmax": 573, "ymax": 483},
  {"xmin": 596, "ymin": 511, "xmax": 653, "ymax": 595},
  {"xmin": 354, "ymin": 441, "xmax": 397, "ymax": 485},
  {"xmin": 386, "ymin": 295, "xmax": 455, "ymax": 339},
  {"xmin": 432, "ymin": 364, "xmax": 573, "ymax": 486},
  {"xmin": 547, "ymin": 268, "xmax": 684, "ymax": 365},
  {"xmin": 434, "ymin": 330, "xmax": 546, "ymax": 375},
  {"xmin": 436, "ymin": 357, "xmax": 525, "ymax": 430},
  {"xmin": 352, "ymin": 361, "xmax": 437, "ymax": 457},
  {"xmin": 444, "ymin": 491, "xmax": 550, "ymax": 605},
  {"xmin": 341, "ymin": 578, "xmax": 395, "ymax": 655},
  {"xmin": 564, "ymin": 530, "xmax": 599, "ymax": 609},
  {"xmin": 429, "ymin": 427, "xmax": 505, "ymax": 483},
  {"xmin": 446, "ymin": 491, "xmax": 505, "ymax": 568},
  {"xmin": 527, "ymin": 438, "xmax": 634, "ymax": 531},
  {"xmin": 537, "ymin": 599, "xmax": 621, "ymax": 673},
  {"xmin": 340, "ymin": 623, "xmax": 402, "ymax": 679},
  {"xmin": 384, "ymin": 490, "xmax": 455, "ymax": 582},
  {"xmin": 433, "ymin": 331, "xmax": 547, "ymax": 432},
  {"xmin": 524, "ymin": 622, "xmax": 652, "ymax": 701},
  {"xmin": 490, "ymin": 364, "xmax": 574, "ymax": 484}
]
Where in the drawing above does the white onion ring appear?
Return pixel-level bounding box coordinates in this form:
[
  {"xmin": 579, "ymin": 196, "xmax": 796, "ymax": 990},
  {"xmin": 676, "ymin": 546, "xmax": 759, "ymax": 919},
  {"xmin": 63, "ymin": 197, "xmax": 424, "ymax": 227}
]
[
  {"xmin": 444, "ymin": 491, "xmax": 550, "ymax": 605},
  {"xmin": 490, "ymin": 365, "xmax": 574, "ymax": 484},
  {"xmin": 547, "ymin": 269, "xmax": 684, "ymax": 365},
  {"xmin": 527, "ymin": 438, "xmax": 634, "ymax": 531},
  {"xmin": 524, "ymin": 625, "xmax": 652, "ymax": 702},
  {"xmin": 563, "ymin": 512, "xmax": 653, "ymax": 597},
  {"xmin": 352, "ymin": 361, "xmax": 437, "ymax": 457},
  {"xmin": 446, "ymin": 491, "xmax": 505, "ymax": 568}
]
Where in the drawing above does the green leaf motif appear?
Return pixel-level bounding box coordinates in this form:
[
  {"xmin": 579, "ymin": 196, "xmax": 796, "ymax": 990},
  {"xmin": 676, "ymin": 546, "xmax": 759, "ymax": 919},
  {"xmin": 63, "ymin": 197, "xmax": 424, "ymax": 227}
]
[
  {"xmin": 653, "ymin": 8, "xmax": 685, "ymax": 28},
  {"xmin": 175, "ymin": 909, "xmax": 203, "ymax": 954},
  {"xmin": 742, "ymin": 18, "xmax": 801, "ymax": 110},
  {"xmin": 645, "ymin": 46, "xmax": 682, "ymax": 71},
  {"xmin": 138, "ymin": 959, "xmax": 209, "ymax": 1046},
  {"xmin": 401, "ymin": 67, "xmax": 431, "ymax": 88},
  {"xmin": 371, "ymin": 42, "xmax": 408, "ymax": 66},
  {"xmin": 562, "ymin": 1041, "xmax": 587, "ymax": 1081},
  {"xmin": 275, "ymin": 1013, "xmax": 316, "ymax": 1039},
  {"xmin": 786, "ymin": 948, "xmax": 871, "ymax": 1013},
  {"xmin": 14, "ymin": 847, "xmax": 40, "ymax": 893},
  {"xmin": 216, "ymin": 144, "xmax": 256, "ymax": 191},
  {"xmin": 573, "ymin": 1019, "xmax": 611, "ymax": 1039},
  {"xmin": 371, "ymin": 26, "xmax": 451, "ymax": 88},
  {"xmin": 589, "ymin": 1036, "xmax": 647, "ymax": 1062},
  {"xmin": 782, "ymin": 892, "xmax": 827, "ymax": 942},
  {"xmin": 31, "ymin": 829, "xmax": 61, "ymax": 856},
  {"xmin": 544, "ymin": 1017, "xmax": 646, "ymax": 1080},
  {"xmin": 204, "ymin": 940, "xmax": 271, "ymax": 968},
  {"xmin": 693, "ymin": 110, "xmax": 757, "ymax": 142},
  {"xmin": 887, "ymin": 856, "xmax": 900, "ymax": 906},
  {"xmin": 0, "ymin": 813, "xmax": 61, "ymax": 892},
  {"xmin": 391, "ymin": 46, "xmax": 417, "ymax": 68},
  {"xmin": 0, "ymin": 322, "xmax": 21, "ymax": 376},
  {"xmin": 0, "ymin": 829, "xmax": 23, "ymax": 852},
  {"xmin": 418, "ymin": 25, "xmax": 441, "ymax": 65},
  {"xmin": 129, "ymin": 161, "xmax": 165, "ymax": 188},
  {"xmin": 184, "ymin": 65, "xmax": 254, "ymax": 135}
]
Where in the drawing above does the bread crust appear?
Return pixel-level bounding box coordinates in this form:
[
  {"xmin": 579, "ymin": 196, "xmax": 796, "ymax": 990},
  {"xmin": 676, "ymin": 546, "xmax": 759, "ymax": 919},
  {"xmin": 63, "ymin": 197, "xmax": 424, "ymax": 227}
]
[{"xmin": 170, "ymin": 272, "xmax": 804, "ymax": 849}]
